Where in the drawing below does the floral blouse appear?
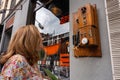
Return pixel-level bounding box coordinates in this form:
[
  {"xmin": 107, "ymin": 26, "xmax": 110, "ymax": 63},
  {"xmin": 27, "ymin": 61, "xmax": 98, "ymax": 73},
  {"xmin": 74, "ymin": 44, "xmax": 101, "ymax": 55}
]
[{"xmin": 0, "ymin": 54, "xmax": 42, "ymax": 80}]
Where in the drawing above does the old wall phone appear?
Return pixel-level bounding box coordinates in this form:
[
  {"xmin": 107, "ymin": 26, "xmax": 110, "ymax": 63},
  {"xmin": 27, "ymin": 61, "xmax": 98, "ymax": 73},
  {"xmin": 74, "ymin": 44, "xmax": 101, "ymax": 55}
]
[{"xmin": 73, "ymin": 3, "xmax": 101, "ymax": 57}]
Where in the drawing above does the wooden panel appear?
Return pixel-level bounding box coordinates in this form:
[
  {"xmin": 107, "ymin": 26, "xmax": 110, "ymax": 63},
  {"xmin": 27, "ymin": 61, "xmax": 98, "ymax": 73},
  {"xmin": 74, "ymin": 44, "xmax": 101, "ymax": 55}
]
[
  {"xmin": 72, "ymin": 12, "xmax": 79, "ymax": 35},
  {"xmin": 77, "ymin": 3, "xmax": 97, "ymax": 28},
  {"xmin": 79, "ymin": 26, "xmax": 98, "ymax": 46},
  {"xmin": 73, "ymin": 3, "xmax": 101, "ymax": 57}
]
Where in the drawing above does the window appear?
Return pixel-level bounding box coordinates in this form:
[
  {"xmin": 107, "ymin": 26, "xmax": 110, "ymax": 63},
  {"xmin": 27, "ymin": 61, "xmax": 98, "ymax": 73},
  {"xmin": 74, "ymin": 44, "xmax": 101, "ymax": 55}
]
[
  {"xmin": 2, "ymin": 26, "xmax": 12, "ymax": 52},
  {"xmin": 10, "ymin": 0, "xmax": 16, "ymax": 9},
  {"xmin": 0, "ymin": 25, "xmax": 4, "ymax": 42}
]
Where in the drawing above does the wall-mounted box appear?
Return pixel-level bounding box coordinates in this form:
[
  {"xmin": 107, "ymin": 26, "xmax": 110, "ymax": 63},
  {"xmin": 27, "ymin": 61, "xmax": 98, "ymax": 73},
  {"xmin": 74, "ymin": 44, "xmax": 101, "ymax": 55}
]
[{"xmin": 72, "ymin": 3, "xmax": 101, "ymax": 57}]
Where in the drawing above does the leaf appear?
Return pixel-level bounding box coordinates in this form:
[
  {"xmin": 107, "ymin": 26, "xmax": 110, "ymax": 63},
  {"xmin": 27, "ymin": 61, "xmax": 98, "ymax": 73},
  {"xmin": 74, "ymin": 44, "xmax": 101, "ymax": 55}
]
[
  {"xmin": 43, "ymin": 68, "xmax": 58, "ymax": 80},
  {"xmin": 39, "ymin": 49, "xmax": 45, "ymax": 60}
]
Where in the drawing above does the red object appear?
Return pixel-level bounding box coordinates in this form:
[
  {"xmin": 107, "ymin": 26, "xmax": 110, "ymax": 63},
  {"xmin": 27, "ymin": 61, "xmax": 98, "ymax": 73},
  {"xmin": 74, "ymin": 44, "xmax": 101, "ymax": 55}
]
[
  {"xmin": 60, "ymin": 15, "xmax": 69, "ymax": 24},
  {"xmin": 5, "ymin": 15, "xmax": 15, "ymax": 29},
  {"xmin": 60, "ymin": 53, "xmax": 69, "ymax": 67}
]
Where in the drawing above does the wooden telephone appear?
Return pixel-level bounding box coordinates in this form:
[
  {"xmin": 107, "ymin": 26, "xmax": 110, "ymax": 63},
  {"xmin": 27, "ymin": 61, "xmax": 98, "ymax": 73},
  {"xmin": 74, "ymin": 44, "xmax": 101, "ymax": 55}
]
[{"xmin": 73, "ymin": 3, "xmax": 101, "ymax": 57}]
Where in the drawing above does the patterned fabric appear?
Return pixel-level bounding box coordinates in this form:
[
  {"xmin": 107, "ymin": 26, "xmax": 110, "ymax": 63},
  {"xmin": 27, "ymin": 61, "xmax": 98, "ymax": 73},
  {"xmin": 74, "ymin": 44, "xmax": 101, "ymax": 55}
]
[{"xmin": 0, "ymin": 54, "xmax": 42, "ymax": 80}]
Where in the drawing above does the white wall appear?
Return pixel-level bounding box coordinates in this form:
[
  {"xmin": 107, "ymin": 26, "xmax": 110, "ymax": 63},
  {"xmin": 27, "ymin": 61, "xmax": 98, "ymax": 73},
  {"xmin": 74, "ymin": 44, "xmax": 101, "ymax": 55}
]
[
  {"xmin": 70, "ymin": 0, "xmax": 113, "ymax": 80},
  {"xmin": 12, "ymin": 0, "xmax": 30, "ymax": 35},
  {"xmin": 0, "ymin": 0, "xmax": 6, "ymax": 23}
]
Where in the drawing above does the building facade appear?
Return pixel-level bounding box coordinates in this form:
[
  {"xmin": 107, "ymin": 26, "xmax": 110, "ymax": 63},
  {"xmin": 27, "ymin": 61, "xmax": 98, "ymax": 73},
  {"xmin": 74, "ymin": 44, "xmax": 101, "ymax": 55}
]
[
  {"xmin": 0, "ymin": 0, "xmax": 36, "ymax": 53},
  {"xmin": 0, "ymin": 0, "xmax": 20, "ymax": 23}
]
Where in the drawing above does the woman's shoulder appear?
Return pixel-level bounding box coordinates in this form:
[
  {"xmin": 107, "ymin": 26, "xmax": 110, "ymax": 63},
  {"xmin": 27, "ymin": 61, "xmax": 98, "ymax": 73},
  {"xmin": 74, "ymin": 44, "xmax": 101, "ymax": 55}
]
[
  {"xmin": 4, "ymin": 54, "xmax": 27, "ymax": 67},
  {"xmin": 1, "ymin": 54, "xmax": 28, "ymax": 72},
  {"xmin": 1, "ymin": 54, "xmax": 43, "ymax": 80},
  {"xmin": 10, "ymin": 54, "xmax": 26, "ymax": 61}
]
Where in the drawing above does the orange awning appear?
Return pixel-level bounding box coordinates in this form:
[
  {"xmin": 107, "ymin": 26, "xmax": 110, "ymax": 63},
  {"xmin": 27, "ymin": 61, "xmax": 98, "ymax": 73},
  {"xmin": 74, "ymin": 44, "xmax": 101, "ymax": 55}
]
[{"xmin": 44, "ymin": 44, "xmax": 60, "ymax": 55}]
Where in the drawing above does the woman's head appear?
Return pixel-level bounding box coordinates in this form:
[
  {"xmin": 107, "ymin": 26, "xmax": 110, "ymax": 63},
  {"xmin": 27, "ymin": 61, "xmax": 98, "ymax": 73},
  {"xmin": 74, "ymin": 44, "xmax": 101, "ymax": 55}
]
[{"xmin": 0, "ymin": 25, "xmax": 43, "ymax": 65}]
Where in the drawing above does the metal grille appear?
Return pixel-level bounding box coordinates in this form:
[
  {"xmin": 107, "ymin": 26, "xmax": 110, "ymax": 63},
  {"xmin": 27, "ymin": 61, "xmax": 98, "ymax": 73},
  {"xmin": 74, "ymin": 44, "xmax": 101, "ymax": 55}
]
[{"xmin": 106, "ymin": 0, "xmax": 120, "ymax": 80}]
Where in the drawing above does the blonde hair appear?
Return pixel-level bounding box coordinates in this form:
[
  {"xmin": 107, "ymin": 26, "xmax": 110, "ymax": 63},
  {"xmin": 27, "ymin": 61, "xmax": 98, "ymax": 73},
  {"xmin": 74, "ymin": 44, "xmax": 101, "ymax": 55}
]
[{"xmin": 0, "ymin": 25, "xmax": 43, "ymax": 66}]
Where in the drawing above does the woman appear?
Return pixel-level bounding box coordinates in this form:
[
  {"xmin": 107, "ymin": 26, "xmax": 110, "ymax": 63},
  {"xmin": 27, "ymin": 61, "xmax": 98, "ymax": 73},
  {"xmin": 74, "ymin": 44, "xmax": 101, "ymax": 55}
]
[{"xmin": 0, "ymin": 25, "xmax": 44, "ymax": 80}]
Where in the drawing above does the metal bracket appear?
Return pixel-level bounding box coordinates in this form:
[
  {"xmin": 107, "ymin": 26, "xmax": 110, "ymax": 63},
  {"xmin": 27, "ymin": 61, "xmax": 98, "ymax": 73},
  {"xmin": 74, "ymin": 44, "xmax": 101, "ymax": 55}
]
[{"xmin": 0, "ymin": 5, "xmax": 22, "ymax": 14}]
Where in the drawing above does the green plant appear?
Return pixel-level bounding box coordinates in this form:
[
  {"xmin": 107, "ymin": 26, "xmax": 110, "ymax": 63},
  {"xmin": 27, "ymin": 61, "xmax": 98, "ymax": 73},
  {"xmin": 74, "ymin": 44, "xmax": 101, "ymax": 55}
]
[
  {"xmin": 39, "ymin": 49, "xmax": 45, "ymax": 60},
  {"xmin": 43, "ymin": 68, "xmax": 58, "ymax": 80}
]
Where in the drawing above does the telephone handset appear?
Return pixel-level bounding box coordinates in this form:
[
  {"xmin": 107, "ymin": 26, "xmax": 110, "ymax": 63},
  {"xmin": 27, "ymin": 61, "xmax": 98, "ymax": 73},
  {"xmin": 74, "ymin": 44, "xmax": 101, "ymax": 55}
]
[{"xmin": 73, "ymin": 30, "xmax": 80, "ymax": 47}]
